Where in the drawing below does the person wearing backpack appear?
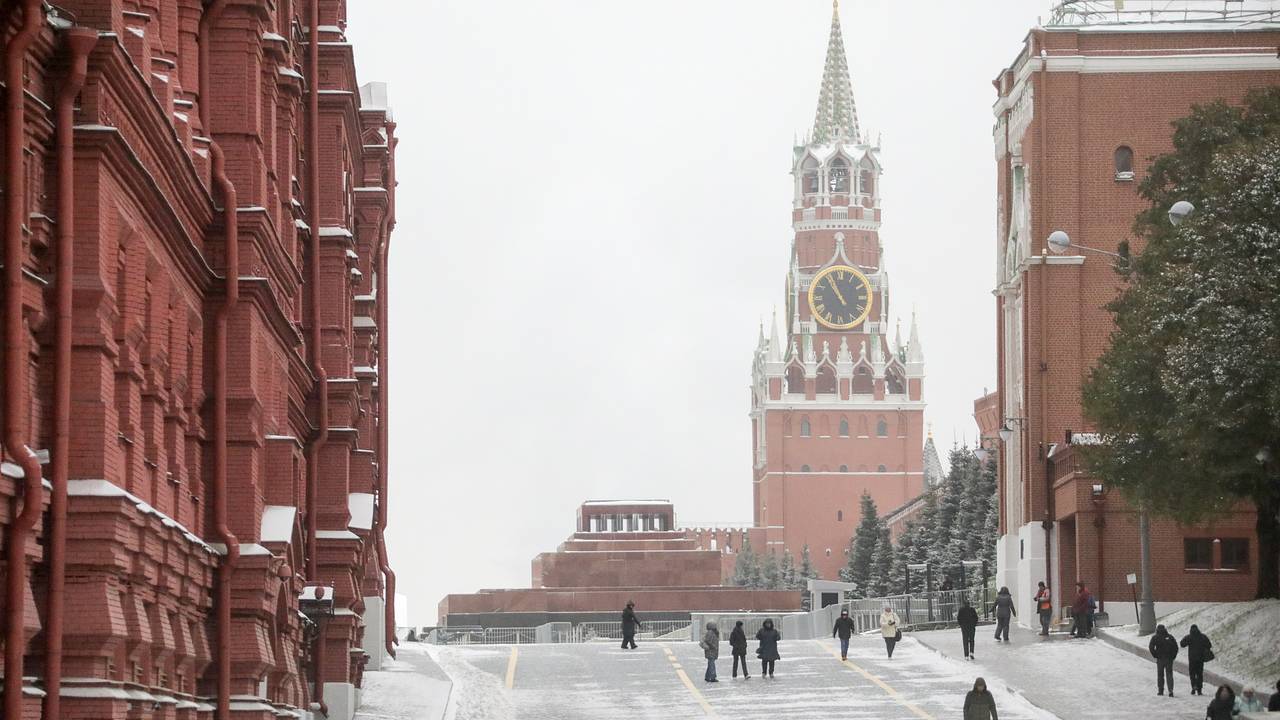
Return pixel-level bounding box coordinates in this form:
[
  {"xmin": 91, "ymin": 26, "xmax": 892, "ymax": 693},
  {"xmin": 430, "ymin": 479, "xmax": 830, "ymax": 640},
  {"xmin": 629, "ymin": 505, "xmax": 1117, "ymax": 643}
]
[
  {"xmin": 1178, "ymin": 624, "xmax": 1213, "ymax": 695},
  {"xmin": 1033, "ymin": 581, "xmax": 1052, "ymax": 636}
]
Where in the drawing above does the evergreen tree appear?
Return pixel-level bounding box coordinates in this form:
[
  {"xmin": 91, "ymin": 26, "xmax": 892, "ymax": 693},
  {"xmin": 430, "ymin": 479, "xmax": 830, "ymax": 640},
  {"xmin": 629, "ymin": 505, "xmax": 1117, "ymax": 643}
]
[
  {"xmin": 761, "ymin": 551, "xmax": 783, "ymax": 590},
  {"xmin": 799, "ymin": 544, "xmax": 818, "ymax": 582},
  {"xmin": 733, "ymin": 537, "xmax": 762, "ymax": 588},
  {"xmin": 780, "ymin": 550, "xmax": 798, "ymax": 590},
  {"xmin": 1081, "ymin": 87, "xmax": 1280, "ymax": 598},
  {"xmin": 843, "ymin": 493, "xmax": 881, "ymax": 597},
  {"xmin": 869, "ymin": 525, "xmax": 896, "ymax": 596}
]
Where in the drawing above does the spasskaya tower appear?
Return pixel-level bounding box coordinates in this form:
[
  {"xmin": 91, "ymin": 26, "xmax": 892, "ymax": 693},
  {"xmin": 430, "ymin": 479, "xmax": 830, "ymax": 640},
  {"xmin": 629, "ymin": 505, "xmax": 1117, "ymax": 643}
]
[{"xmin": 749, "ymin": 0, "xmax": 926, "ymax": 580}]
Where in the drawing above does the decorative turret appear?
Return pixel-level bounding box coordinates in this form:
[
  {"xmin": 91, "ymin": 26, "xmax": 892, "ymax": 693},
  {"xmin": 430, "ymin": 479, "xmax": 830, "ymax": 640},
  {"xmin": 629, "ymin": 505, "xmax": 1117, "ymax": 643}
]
[{"xmin": 906, "ymin": 309, "xmax": 925, "ymax": 377}]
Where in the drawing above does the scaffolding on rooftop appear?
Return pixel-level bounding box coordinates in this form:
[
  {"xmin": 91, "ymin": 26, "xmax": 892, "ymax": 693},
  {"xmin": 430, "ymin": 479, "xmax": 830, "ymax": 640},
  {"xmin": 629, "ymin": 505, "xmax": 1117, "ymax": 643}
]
[{"xmin": 1049, "ymin": 0, "xmax": 1280, "ymax": 26}]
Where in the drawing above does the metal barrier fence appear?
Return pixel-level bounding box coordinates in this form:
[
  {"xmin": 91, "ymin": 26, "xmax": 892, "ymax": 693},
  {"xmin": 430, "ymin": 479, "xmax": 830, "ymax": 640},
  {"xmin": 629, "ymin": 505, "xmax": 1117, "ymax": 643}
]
[
  {"xmin": 578, "ymin": 620, "xmax": 691, "ymax": 641},
  {"xmin": 430, "ymin": 626, "xmax": 538, "ymax": 645},
  {"xmin": 845, "ymin": 586, "xmax": 993, "ymax": 631}
]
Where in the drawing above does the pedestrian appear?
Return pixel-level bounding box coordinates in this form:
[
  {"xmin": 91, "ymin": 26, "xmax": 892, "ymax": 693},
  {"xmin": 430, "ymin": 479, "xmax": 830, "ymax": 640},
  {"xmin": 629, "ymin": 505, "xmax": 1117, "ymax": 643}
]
[
  {"xmin": 1147, "ymin": 623, "xmax": 1178, "ymax": 696},
  {"xmin": 958, "ymin": 598, "xmax": 979, "ymax": 660},
  {"xmin": 1236, "ymin": 686, "xmax": 1265, "ymax": 714},
  {"xmin": 729, "ymin": 620, "xmax": 749, "ymax": 679},
  {"xmin": 963, "ymin": 676, "xmax": 1000, "ymax": 720},
  {"xmin": 880, "ymin": 605, "xmax": 902, "ymax": 658},
  {"xmin": 699, "ymin": 621, "xmax": 720, "ymax": 683},
  {"xmin": 1179, "ymin": 624, "xmax": 1212, "ymax": 695},
  {"xmin": 992, "ymin": 586, "xmax": 1015, "ymax": 642},
  {"xmin": 755, "ymin": 619, "xmax": 781, "ymax": 678},
  {"xmin": 1087, "ymin": 590, "xmax": 1097, "ymax": 633},
  {"xmin": 1269, "ymin": 679, "xmax": 1280, "ymax": 712},
  {"xmin": 1070, "ymin": 582, "xmax": 1091, "ymax": 638},
  {"xmin": 1205, "ymin": 685, "xmax": 1235, "ymax": 720},
  {"xmin": 1033, "ymin": 581, "xmax": 1052, "ymax": 636},
  {"xmin": 620, "ymin": 601, "xmax": 641, "ymax": 649},
  {"xmin": 940, "ymin": 577, "xmax": 955, "ymax": 592},
  {"xmin": 832, "ymin": 609, "xmax": 855, "ymax": 661},
  {"xmin": 406, "ymin": 627, "xmax": 418, "ymax": 642}
]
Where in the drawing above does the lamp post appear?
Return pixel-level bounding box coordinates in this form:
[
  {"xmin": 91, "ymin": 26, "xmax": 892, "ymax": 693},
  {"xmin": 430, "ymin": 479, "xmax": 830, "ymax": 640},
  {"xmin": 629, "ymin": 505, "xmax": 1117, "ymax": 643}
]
[{"xmin": 1045, "ymin": 200, "xmax": 1190, "ymax": 636}]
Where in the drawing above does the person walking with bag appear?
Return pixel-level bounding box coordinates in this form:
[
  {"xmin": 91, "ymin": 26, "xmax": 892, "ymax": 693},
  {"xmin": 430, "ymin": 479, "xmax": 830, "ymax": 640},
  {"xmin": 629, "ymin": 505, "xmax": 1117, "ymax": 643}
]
[
  {"xmin": 755, "ymin": 619, "xmax": 781, "ymax": 678},
  {"xmin": 992, "ymin": 587, "xmax": 1015, "ymax": 643},
  {"xmin": 1147, "ymin": 623, "xmax": 1179, "ymax": 697},
  {"xmin": 880, "ymin": 605, "xmax": 902, "ymax": 658},
  {"xmin": 958, "ymin": 598, "xmax": 979, "ymax": 660},
  {"xmin": 832, "ymin": 609, "xmax": 855, "ymax": 661},
  {"xmin": 963, "ymin": 677, "xmax": 1000, "ymax": 720},
  {"xmin": 1033, "ymin": 581, "xmax": 1052, "ymax": 636},
  {"xmin": 728, "ymin": 621, "xmax": 749, "ymax": 679},
  {"xmin": 699, "ymin": 621, "xmax": 720, "ymax": 683},
  {"xmin": 1179, "ymin": 624, "xmax": 1212, "ymax": 695}
]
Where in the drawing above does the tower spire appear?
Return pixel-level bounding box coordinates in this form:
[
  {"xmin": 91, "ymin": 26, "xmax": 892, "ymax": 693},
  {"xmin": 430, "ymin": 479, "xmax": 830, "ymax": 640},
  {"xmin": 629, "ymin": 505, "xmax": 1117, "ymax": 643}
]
[{"xmin": 811, "ymin": 0, "xmax": 861, "ymax": 145}]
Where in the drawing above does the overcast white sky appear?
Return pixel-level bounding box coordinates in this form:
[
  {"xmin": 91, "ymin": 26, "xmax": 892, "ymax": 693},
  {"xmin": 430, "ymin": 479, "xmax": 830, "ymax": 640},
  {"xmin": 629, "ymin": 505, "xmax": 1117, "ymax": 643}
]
[{"xmin": 348, "ymin": 0, "xmax": 1056, "ymax": 624}]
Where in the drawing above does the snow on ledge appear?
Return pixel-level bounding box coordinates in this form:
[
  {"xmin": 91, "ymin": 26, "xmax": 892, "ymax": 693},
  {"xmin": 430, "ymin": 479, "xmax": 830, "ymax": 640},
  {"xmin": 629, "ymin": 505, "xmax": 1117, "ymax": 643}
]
[
  {"xmin": 68, "ymin": 479, "xmax": 215, "ymax": 553},
  {"xmin": 316, "ymin": 529, "xmax": 361, "ymax": 541},
  {"xmin": 348, "ymin": 493, "xmax": 375, "ymax": 531},
  {"xmin": 261, "ymin": 505, "xmax": 297, "ymax": 544}
]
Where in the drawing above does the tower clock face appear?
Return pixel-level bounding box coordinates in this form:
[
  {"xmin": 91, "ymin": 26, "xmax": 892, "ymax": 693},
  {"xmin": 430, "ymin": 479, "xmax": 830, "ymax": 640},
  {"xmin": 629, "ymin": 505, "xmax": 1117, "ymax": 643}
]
[{"xmin": 808, "ymin": 265, "xmax": 872, "ymax": 330}]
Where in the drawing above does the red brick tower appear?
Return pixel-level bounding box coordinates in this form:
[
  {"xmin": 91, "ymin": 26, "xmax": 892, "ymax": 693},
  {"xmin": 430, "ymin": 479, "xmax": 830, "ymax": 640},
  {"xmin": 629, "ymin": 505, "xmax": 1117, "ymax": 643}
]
[{"xmin": 750, "ymin": 1, "xmax": 926, "ymax": 580}]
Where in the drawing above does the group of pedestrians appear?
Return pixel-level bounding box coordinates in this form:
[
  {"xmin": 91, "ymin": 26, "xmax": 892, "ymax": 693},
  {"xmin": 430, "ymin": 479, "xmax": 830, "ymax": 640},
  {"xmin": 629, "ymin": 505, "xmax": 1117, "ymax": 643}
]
[{"xmin": 698, "ymin": 619, "xmax": 781, "ymax": 682}]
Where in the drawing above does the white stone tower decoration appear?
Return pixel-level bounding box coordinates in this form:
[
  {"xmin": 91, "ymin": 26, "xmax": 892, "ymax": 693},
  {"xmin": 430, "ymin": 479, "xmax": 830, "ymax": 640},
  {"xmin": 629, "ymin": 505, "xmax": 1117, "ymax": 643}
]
[{"xmin": 748, "ymin": 0, "xmax": 927, "ymax": 581}]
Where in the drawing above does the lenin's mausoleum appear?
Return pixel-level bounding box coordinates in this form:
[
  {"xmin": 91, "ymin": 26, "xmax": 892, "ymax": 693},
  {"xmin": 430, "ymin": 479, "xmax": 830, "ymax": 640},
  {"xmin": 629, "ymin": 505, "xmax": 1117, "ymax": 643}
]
[{"xmin": 0, "ymin": 0, "xmax": 396, "ymax": 718}]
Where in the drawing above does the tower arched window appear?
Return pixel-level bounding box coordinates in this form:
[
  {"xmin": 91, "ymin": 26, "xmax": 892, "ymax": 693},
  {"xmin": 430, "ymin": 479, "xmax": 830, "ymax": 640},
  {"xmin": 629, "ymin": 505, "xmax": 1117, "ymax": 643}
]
[
  {"xmin": 816, "ymin": 364, "xmax": 837, "ymax": 394},
  {"xmin": 800, "ymin": 417, "xmax": 811, "ymax": 437},
  {"xmin": 829, "ymin": 156, "xmax": 850, "ymax": 193},
  {"xmin": 860, "ymin": 165, "xmax": 875, "ymax": 198},
  {"xmin": 876, "ymin": 417, "xmax": 889, "ymax": 437},
  {"xmin": 839, "ymin": 464, "xmax": 848, "ymax": 472},
  {"xmin": 1114, "ymin": 145, "xmax": 1135, "ymax": 180},
  {"xmin": 837, "ymin": 510, "xmax": 844, "ymax": 521},
  {"xmin": 801, "ymin": 464, "xmax": 811, "ymax": 472},
  {"xmin": 839, "ymin": 418, "xmax": 850, "ymax": 437},
  {"xmin": 877, "ymin": 464, "xmax": 887, "ymax": 473},
  {"xmin": 853, "ymin": 366, "xmax": 874, "ymax": 394},
  {"xmin": 802, "ymin": 156, "xmax": 820, "ymax": 195},
  {"xmin": 886, "ymin": 368, "xmax": 905, "ymax": 395},
  {"xmin": 786, "ymin": 365, "xmax": 805, "ymax": 394}
]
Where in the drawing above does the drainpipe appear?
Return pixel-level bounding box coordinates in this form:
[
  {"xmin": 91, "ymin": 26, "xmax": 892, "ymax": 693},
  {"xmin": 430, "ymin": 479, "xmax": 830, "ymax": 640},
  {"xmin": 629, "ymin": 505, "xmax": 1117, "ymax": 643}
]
[
  {"xmin": 199, "ymin": 2, "xmax": 242, "ymax": 718},
  {"xmin": 3, "ymin": 2, "xmax": 48, "ymax": 717},
  {"xmin": 45, "ymin": 27, "xmax": 98, "ymax": 720},
  {"xmin": 1036, "ymin": 34, "xmax": 1054, "ymax": 608},
  {"xmin": 305, "ymin": 1, "xmax": 330, "ymax": 713},
  {"xmin": 376, "ymin": 216, "xmax": 395, "ymax": 659}
]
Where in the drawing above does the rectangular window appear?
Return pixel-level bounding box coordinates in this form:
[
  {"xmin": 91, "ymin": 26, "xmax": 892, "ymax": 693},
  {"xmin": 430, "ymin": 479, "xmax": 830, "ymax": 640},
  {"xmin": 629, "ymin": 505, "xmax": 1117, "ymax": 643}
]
[
  {"xmin": 1219, "ymin": 538, "xmax": 1249, "ymax": 571},
  {"xmin": 1184, "ymin": 538, "xmax": 1212, "ymax": 570}
]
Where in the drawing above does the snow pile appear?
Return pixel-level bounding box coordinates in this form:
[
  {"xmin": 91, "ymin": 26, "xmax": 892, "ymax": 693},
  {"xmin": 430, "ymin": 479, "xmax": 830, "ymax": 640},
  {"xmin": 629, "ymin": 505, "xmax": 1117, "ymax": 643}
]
[
  {"xmin": 1110, "ymin": 600, "xmax": 1280, "ymax": 691},
  {"xmin": 427, "ymin": 646, "xmax": 516, "ymax": 720}
]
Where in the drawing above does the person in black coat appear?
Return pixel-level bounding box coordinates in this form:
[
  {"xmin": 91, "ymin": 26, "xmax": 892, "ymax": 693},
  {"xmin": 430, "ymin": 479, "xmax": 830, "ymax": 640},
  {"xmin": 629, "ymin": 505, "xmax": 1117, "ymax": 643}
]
[
  {"xmin": 1268, "ymin": 679, "xmax": 1280, "ymax": 711},
  {"xmin": 1178, "ymin": 624, "xmax": 1212, "ymax": 695},
  {"xmin": 957, "ymin": 598, "xmax": 980, "ymax": 660},
  {"xmin": 1205, "ymin": 685, "xmax": 1235, "ymax": 720},
  {"xmin": 620, "ymin": 601, "xmax": 641, "ymax": 649},
  {"xmin": 729, "ymin": 621, "xmax": 750, "ymax": 679},
  {"xmin": 755, "ymin": 619, "xmax": 781, "ymax": 678},
  {"xmin": 992, "ymin": 587, "xmax": 1016, "ymax": 642},
  {"xmin": 1147, "ymin": 623, "xmax": 1179, "ymax": 696},
  {"xmin": 832, "ymin": 609, "xmax": 855, "ymax": 661}
]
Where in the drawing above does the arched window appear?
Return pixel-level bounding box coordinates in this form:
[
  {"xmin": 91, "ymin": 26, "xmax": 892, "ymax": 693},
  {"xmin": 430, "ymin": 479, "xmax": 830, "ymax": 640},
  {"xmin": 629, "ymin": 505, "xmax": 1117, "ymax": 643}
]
[
  {"xmin": 801, "ymin": 464, "xmax": 811, "ymax": 472},
  {"xmin": 837, "ymin": 510, "xmax": 844, "ymax": 521},
  {"xmin": 860, "ymin": 166, "xmax": 875, "ymax": 198},
  {"xmin": 1114, "ymin": 145, "xmax": 1134, "ymax": 179},
  {"xmin": 839, "ymin": 418, "xmax": 850, "ymax": 437},
  {"xmin": 853, "ymin": 366, "xmax": 874, "ymax": 394},
  {"xmin": 786, "ymin": 365, "xmax": 805, "ymax": 394},
  {"xmin": 876, "ymin": 417, "xmax": 889, "ymax": 437},
  {"xmin": 829, "ymin": 156, "xmax": 850, "ymax": 193},
  {"xmin": 825, "ymin": 548, "xmax": 832, "ymax": 557},
  {"xmin": 839, "ymin": 464, "xmax": 848, "ymax": 472},
  {"xmin": 802, "ymin": 156, "xmax": 820, "ymax": 195},
  {"xmin": 800, "ymin": 417, "xmax": 811, "ymax": 437},
  {"xmin": 886, "ymin": 368, "xmax": 905, "ymax": 395},
  {"xmin": 877, "ymin": 464, "xmax": 887, "ymax": 473},
  {"xmin": 816, "ymin": 364, "xmax": 837, "ymax": 394}
]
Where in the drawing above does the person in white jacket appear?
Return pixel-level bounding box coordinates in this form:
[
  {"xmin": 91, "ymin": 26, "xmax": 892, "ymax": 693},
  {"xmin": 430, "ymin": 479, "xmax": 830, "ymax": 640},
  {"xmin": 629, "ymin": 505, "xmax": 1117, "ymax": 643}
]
[{"xmin": 880, "ymin": 606, "xmax": 902, "ymax": 658}]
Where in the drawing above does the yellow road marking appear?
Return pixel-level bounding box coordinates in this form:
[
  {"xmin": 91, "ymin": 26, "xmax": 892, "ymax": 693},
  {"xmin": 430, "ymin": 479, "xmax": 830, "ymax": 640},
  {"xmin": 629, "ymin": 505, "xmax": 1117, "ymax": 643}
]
[
  {"xmin": 817, "ymin": 641, "xmax": 934, "ymax": 720},
  {"xmin": 504, "ymin": 646, "xmax": 519, "ymax": 689},
  {"xmin": 673, "ymin": 664, "xmax": 717, "ymax": 716}
]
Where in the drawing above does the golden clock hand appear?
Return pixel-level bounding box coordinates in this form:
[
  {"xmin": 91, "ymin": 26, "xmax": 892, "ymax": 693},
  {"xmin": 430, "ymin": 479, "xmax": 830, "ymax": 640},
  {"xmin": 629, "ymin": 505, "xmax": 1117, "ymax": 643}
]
[{"xmin": 827, "ymin": 276, "xmax": 848, "ymax": 306}]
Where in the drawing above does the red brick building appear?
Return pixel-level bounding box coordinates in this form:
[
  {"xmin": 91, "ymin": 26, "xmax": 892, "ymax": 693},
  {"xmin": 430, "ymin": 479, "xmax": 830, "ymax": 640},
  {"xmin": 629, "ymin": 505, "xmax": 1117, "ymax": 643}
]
[
  {"xmin": 991, "ymin": 1, "xmax": 1279, "ymax": 624},
  {"xmin": 438, "ymin": 501, "xmax": 802, "ymax": 627},
  {"xmin": 1, "ymin": 1, "xmax": 396, "ymax": 718},
  {"xmin": 748, "ymin": 1, "xmax": 926, "ymax": 580}
]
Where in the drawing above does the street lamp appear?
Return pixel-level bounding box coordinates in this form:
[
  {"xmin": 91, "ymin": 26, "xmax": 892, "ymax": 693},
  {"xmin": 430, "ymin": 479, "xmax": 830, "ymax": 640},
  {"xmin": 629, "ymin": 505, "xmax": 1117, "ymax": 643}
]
[
  {"xmin": 998, "ymin": 417, "xmax": 1025, "ymax": 444},
  {"xmin": 1043, "ymin": 200, "xmax": 1192, "ymax": 637}
]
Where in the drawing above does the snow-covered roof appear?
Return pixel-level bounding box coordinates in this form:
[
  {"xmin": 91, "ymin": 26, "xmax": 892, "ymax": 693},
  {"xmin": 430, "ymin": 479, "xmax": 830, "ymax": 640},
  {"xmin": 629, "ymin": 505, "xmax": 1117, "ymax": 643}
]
[
  {"xmin": 260, "ymin": 505, "xmax": 297, "ymax": 544},
  {"xmin": 348, "ymin": 493, "xmax": 375, "ymax": 531},
  {"xmin": 68, "ymin": 479, "xmax": 215, "ymax": 553}
]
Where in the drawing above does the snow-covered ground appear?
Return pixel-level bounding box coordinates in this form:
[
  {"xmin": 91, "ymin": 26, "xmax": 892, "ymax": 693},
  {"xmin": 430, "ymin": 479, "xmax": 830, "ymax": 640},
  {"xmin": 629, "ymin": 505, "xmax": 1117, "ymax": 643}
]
[
  {"xmin": 352, "ymin": 644, "xmax": 453, "ymax": 720},
  {"xmin": 1102, "ymin": 600, "xmax": 1280, "ymax": 692}
]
